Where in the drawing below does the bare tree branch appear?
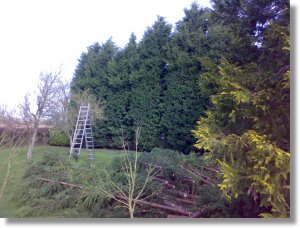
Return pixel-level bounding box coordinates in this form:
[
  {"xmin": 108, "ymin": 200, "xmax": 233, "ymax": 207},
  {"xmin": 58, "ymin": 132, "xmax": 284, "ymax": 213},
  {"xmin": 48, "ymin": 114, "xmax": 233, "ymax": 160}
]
[
  {"xmin": 97, "ymin": 127, "xmax": 161, "ymax": 218},
  {"xmin": 19, "ymin": 70, "xmax": 66, "ymax": 160}
]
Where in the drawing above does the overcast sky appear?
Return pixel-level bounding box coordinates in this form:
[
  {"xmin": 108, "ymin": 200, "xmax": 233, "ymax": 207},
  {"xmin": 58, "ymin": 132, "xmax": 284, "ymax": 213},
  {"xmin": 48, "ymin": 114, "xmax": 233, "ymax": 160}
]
[{"xmin": 0, "ymin": 0, "xmax": 212, "ymax": 109}]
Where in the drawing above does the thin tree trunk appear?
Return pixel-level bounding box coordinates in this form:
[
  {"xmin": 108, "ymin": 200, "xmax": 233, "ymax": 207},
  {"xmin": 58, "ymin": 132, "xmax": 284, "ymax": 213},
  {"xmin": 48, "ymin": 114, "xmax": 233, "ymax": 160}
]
[
  {"xmin": 0, "ymin": 156, "xmax": 11, "ymax": 200},
  {"xmin": 68, "ymin": 134, "xmax": 73, "ymax": 147},
  {"xmin": 27, "ymin": 121, "xmax": 39, "ymax": 160},
  {"xmin": 129, "ymin": 208, "xmax": 134, "ymax": 218}
]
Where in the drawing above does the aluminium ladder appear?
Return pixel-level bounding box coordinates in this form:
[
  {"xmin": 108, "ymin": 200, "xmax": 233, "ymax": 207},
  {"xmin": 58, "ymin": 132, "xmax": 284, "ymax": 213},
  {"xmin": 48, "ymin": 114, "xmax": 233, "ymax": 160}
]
[{"xmin": 69, "ymin": 104, "xmax": 95, "ymax": 160}]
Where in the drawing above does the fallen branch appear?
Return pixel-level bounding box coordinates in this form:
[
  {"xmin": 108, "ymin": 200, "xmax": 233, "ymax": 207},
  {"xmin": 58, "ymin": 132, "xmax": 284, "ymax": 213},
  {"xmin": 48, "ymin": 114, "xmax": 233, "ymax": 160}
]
[
  {"xmin": 116, "ymin": 195, "xmax": 194, "ymax": 216},
  {"xmin": 168, "ymin": 209, "xmax": 207, "ymax": 218},
  {"xmin": 141, "ymin": 162, "xmax": 163, "ymax": 171},
  {"xmin": 172, "ymin": 173, "xmax": 196, "ymax": 183},
  {"xmin": 190, "ymin": 210, "xmax": 206, "ymax": 218},
  {"xmin": 135, "ymin": 209, "xmax": 165, "ymax": 216},
  {"xmin": 178, "ymin": 165, "xmax": 216, "ymax": 187},
  {"xmin": 167, "ymin": 214, "xmax": 189, "ymax": 218},
  {"xmin": 36, "ymin": 177, "xmax": 84, "ymax": 189},
  {"xmin": 34, "ymin": 177, "xmax": 205, "ymax": 217},
  {"xmin": 165, "ymin": 189, "xmax": 197, "ymax": 199},
  {"xmin": 153, "ymin": 177, "xmax": 176, "ymax": 189},
  {"xmin": 163, "ymin": 200, "xmax": 187, "ymax": 212},
  {"xmin": 203, "ymin": 166, "xmax": 219, "ymax": 173},
  {"xmin": 173, "ymin": 197, "xmax": 195, "ymax": 205}
]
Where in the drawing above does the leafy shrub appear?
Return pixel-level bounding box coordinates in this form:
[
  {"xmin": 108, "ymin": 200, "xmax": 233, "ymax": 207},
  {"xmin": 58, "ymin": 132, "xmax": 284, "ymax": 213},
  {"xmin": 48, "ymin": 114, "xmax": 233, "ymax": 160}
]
[{"xmin": 49, "ymin": 128, "xmax": 69, "ymax": 146}]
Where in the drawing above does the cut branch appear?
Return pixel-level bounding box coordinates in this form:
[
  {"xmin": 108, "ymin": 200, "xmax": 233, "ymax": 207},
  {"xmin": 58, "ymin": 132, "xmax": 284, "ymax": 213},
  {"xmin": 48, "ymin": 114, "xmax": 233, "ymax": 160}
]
[
  {"xmin": 173, "ymin": 197, "xmax": 195, "ymax": 205},
  {"xmin": 153, "ymin": 177, "xmax": 176, "ymax": 189},
  {"xmin": 35, "ymin": 177, "xmax": 84, "ymax": 189},
  {"xmin": 116, "ymin": 195, "xmax": 193, "ymax": 216},
  {"xmin": 203, "ymin": 166, "xmax": 219, "ymax": 173},
  {"xmin": 163, "ymin": 200, "xmax": 188, "ymax": 213},
  {"xmin": 178, "ymin": 165, "xmax": 217, "ymax": 186},
  {"xmin": 165, "ymin": 189, "xmax": 197, "ymax": 199},
  {"xmin": 167, "ymin": 214, "xmax": 189, "ymax": 218}
]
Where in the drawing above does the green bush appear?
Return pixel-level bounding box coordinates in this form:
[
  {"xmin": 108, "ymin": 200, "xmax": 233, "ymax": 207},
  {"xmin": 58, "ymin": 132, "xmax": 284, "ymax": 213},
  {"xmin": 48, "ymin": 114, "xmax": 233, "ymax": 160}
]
[{"xmin": 49, "ymin": 128, "xmax": 69, "ymax": 146}]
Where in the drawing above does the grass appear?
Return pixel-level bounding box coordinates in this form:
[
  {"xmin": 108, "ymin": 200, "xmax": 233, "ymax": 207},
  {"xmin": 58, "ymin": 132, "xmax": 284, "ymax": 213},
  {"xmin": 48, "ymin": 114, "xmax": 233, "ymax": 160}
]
[{"xmin": 0, "ymin": 145, "xmax": 123, "ymax": 218}]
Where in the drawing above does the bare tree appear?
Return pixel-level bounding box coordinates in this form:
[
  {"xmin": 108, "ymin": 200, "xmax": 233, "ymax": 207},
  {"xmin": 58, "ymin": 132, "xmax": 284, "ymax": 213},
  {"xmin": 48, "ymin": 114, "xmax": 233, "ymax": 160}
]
[
  {"xmin": 96, "ymin": 127, "xmax": 161, "ymax": 218},
  {"xmin": 19, "ymin": 71, "xmax": 65, "ymax": 160},
  {"xmin": 50, "ymin": 89, "xmax": 104, "ymax": 146}
]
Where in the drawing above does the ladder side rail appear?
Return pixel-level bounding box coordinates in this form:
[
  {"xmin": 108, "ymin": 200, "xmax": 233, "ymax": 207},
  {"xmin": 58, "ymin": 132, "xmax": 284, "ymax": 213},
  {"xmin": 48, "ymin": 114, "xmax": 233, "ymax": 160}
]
[
  {"xmin": 84, "ymin": 106, "xmax": 89, "ymax": 151},
  {"xmin": 70, "ymin": 106, "xmax": 83, "ymax": 156},
  {"xmin": 85, "ymin": 104, "xmax": 95, "ymax": 160},
  {"xmin": 89, "ymin": 103, "xmax": 95, "ymax": 150},
  {"xmin": 77, "ymin": 105, "xmax": 89, "ymax": 156},
  {"xmin": 86, "ymin": 104, "xmax": 94, "ymax": 150},
  {"xmin": 85, "ymin": 110, "xmax": 94, "ymax": 150}
]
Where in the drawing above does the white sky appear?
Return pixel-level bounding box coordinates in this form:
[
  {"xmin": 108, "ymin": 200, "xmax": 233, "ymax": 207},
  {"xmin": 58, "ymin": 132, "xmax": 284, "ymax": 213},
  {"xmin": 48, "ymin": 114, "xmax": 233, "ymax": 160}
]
[{"xmin": 0, "ymin": 0, "xmax": 211, "ymax": 109}]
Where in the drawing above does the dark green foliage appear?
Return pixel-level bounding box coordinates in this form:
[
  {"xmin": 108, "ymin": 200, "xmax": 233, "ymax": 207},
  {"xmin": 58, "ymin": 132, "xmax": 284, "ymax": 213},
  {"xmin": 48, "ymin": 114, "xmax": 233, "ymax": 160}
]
[
  {"xmin": 71, "ymin": 39, "xmax": 118, "ymax": 100},
  {"xmin": 161, "ymin": 6, "xmax": 211, "ymax": 152},
  {"xmin": 71, "ymin": 39, "xmax": 118, "ymax": 148},
  {"xmin": 128, "ymin": 17, "xmax": 172, "ymax": 150},
  {"xmin": 70, "ymin": 6, "xmax": 228, "ymax": 152},
  {"xmin": 140, "ymin": 148, "xmax": 183, "ymax": 179},
  {"xmin": 49, "ymin": 128, "xmax": 69, "ymax": 146},
  {"xmin": 103, "ymin": 34, "xmax": 139, "ymax": 148}
]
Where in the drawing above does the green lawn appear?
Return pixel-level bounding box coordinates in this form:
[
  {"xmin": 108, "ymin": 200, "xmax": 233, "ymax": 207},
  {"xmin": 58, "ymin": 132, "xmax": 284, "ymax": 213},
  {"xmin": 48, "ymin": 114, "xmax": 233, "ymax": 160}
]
[{"xmin": 0, "ymin": 145, "xmax": 122, "ymax": 218}]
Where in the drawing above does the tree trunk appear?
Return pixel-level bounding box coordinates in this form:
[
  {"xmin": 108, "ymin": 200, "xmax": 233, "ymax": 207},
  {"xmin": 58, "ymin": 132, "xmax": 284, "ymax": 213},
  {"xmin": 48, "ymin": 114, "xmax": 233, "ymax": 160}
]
[
  {"xmin": 27, "ymin": 121, "xmax": 39, "ymax": 160},
  {"xmin": 68, "ymin": 134, "xmax": 73, "ymax": 146},
  {"xmin": 129, "ymin": 209, "xmax": 134, "ymax": 218}
]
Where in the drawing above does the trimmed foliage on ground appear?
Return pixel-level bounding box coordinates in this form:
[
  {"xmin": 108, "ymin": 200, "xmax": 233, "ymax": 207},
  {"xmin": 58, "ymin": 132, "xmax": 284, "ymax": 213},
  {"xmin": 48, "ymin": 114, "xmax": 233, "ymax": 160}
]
[{"xmin": 13, "ymin": 148, "xmax": 237, "ymax": 218}]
